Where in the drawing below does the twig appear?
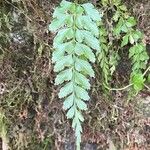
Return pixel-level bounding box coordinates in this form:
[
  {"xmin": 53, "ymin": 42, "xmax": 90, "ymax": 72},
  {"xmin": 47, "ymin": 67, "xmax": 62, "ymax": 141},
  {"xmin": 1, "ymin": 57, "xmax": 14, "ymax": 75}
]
[
  {"xmin": 143, "ymin": 65, "xmax": 150, "ymax": 76},
  {"xmin": 144, "ymin": 84, "xmax": 150, "ymax": 91},
  {"xmin": 104, "ymin": 66, "xmax": 150, "ymax": 91},
  {"xmin": 104, "ymin": 83, "xmax": 133, "ymax": 91}
]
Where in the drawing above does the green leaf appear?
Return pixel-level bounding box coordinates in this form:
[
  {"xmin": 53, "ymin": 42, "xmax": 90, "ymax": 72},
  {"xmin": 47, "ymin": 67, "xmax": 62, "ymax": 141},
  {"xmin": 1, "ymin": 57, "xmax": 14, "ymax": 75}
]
[
  {"xmin": 129, "ymin": 46, "xmax": 136, "ymax": 58},
  {"xmin": 119, "ymin": 5, "xmax": 127, "ymax": 11},
  {"xmin": 75, "ymin": 43, "xmax": 95, "ymax": 63},
  {"xmin": 137, "ymin": 43, "xmax": 146, "ymax": 53},
  {"xmin": 113, "ymin": 18, "xmax": 123, "ymax": 35},
  {"xmin": 75, "ymin": 58, "xmax": 94, "ymax": 77},
  {"xmin": 72, "ymin": 117, "xmax": 77, "ymax": 128},
  {"xmin": 132, "ymin": 30, "xmax": 142, "ymax": 42},
  {"xmin": 113, "ymin": 11, "xmax": 120, "ymax": 22},
  {"xmin": 82, "ymin": 3, "xmax": 101, "ymax": 21},
  {"xmin": 66, "ymin": 15, "xmax": 74, "ymax": 27},
  {"xmin": 55, "ymin": 68, "xmax": 72, "ymax": 85},
  {"xmin": 140, "ymin": 61, "xmax": 147, "ymax": 69},
  {"xmin": 75, "ymin": 85, "xmax": 90, "ymax": 101},
  {"xmin": 76, "ymin": 121, "xmax": 82, "ymax": 133},
  {"xmin": 76, "ymin": 5, "xmax": 84, "ymax": 15},
  {"xmin": 60, "ymin": 0, "xmax": 72, "ymax": 10},
  {"xmin": 102, "ymin": 0, "xmax": 109, "ymax": 6},
  {"xmin": 139, "ymin": 52, "xmax": 149, "ymax": 61},
  {"xmin": 52, "ymin": 47, "xmax": 65, "ymax": 63},
  {"xmin": 54, "ymin": 28, "xmax": 74, "ymax": 47},
  {"xmin": 69, "ymin": 3, "xmax": 76, "ymax": 13},
  {"xmin": 75, "ymin": 71, "xmax": 90, "ymax": 89},
  {"xmin": 65, "ymin": 28, "xmax": 74, "ymax": 39},
  {"xmin": 110, "ymin": 65, "xmax": 116, "ymax": 75},
  {"xmin": 126, "ymin": 17, "xmax": 136, "ymax": 27},
  {"xmin": 52, "ymin": 41, "xmax": 73, "ymax": 62},
  {"xmin": 76, "ymin": 111, "xmax": 84, "ymax": 122},
  {"xmin": 121, "ymin": 34, "xmax": 129, "ymax": 47},
  {"xmin": 76, "ymin": 15, "xmax": 84, "ymax": 29},
  {"xmin": 114, "ymin": 0, "xmax": 121, "ymax": 6},
  {"xmin": 66, "ymin": 106, "xmax": 75, "ymax": 119},
  {"xmin": 72, "ymin": 113, "xmax": 83, "ymax": 129},
  {"xmin": 100, "ymin": 36, "xmax": 107, "ymax": 43},
  {"xmin": 49, "ymin": 17, "xmax": 66, "ymax": 31},
  {"xmin": 78, "ymin": 113, "xmax": 84, "ymax": 122},
  {"xmin": 100, "ymin": 27, "xmax": 107, "ymax": 36},
  {"xmin": 75, "ymin": 29, "xmax": 84, "ymax": 43},
  {"xmin": 76, "ymin": 99, "xmax": 87, "ymax": 110},
  {"xmin": 129, "ymin": 44, "xmax": 148, "ymax": 64},
  {"xmin": 131, "ymin": 63, "xmax": 140, "ymax": 71},
  {"xmin": 83, "ymin": 31, "xmax": 100, "ymax": 50},
  {"xmin": 54, "ymin": 55, "xmax": 73, "ymax": 72},
  {"xmin": 53, "ymin": 29, "xmax": 69, "ymax": 46},
  {"xmin": 82, "ymin": 16, "xmax": 99, "ymax": 37},
  {"xmin": 129, "ymin": 35, "xmax": 134, "ymax": 44},
  {"xmin": 53, "ymin": 8, "xmax": 66, "ymax": 18},
  {"xmin": 63, "ymin": 94, "xmax": 74, "ymax": 110},
  {"xmin": 59, "ymin": 81, "xmax": 73, "ymax": 98},
  {"xmin": 132, "ymin": 73, "xmax": 145, "ymax": 92},
  {"xmin": 121, "ymin": 24, "xmax": 128, "ymax": 32},
  {"xmin": 65, "ymin": 41, "xmax": 74, "ymax": 54}
]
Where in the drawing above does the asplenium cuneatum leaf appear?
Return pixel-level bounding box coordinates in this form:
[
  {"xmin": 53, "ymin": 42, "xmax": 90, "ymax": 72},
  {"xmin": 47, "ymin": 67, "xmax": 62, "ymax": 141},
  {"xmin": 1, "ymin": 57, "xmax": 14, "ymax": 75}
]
[{"xmin": 49, "ymin": 0, "xmax": 101, "ymax": 149}]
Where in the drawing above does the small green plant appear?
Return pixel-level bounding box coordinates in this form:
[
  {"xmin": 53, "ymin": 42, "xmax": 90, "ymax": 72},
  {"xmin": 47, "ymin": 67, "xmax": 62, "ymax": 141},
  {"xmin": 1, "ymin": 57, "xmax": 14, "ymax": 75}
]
[
  {"xmin": 98, "ymin": 0, "xmax": 149, "ymax": 94},
  {"xmin": 98, "ymin": 23, "xmax": 110, "ymax": 89},
  {"xmin": 49, "ymin": 0, "xmax": 101, "ymax": 149},
  {"xmin": 112, "ymin": 1, "xmax": 149, "ymax": 93}
]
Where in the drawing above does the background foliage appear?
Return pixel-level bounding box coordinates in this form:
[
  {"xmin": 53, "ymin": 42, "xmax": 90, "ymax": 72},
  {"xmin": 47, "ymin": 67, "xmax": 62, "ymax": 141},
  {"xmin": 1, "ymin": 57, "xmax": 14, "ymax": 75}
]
[{"xmin": 0, "ymin": 0, "xmax": 150, "ymax": 150}]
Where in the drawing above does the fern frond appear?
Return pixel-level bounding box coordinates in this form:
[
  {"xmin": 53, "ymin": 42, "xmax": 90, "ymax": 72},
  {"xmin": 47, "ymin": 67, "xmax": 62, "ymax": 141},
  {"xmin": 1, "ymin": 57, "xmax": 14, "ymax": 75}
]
[
  {"xmin": 98, "ymin": 23, "xmax": 113, "ymax": 91},
  {"xmin": 114, "ymin": 10, "xmax": 149, "ymax": 93},
  {"xmin": 49, "ymin": 0, "xmax": 101, "ymax": 149}
]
